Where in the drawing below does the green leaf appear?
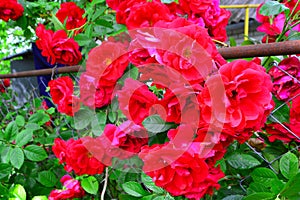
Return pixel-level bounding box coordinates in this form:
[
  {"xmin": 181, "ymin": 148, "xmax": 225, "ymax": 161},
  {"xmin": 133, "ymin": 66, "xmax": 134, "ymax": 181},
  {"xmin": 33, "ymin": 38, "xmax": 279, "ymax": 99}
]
[
  {"xmin": 91, "ymin": 112, "xmax": 107, "ymax": 136},
  {"xmin": 28, "ymin": 111, "xmax": 50, "ymax": 126},
  {"xmin": 226, "ymin": 153, "xmax": 261, "ymax": 169},
  {"xmin": 270, "ymin": 97, "xmax": 290, "ymax": 123},
  {"xmin": 108, "ymin": 111, "xmax": 117, "ymax": 123},
  {"xmin": 1, "ymin": 146, "xmax": 12, "ymax": 163},
  {"xmin": 243, "ymin": 192, "xmax": 275, "ymax": 200},
  {"xmin": 260, "ymin": 1, "xmax": 290, "ymax": 17},
  {"xmin": 241, "ymin": 40, "xmax": 254, "ymax": 46},
  {"xmin": 279, "ymin": 152, "xmax": 298, "ymax": 179},
  {"xmin": 141, "ymin": 195, "xmax": 156, "ymax": 200},
  {"xmin": 248, "ymin": 182, "xmax": 271, "ymax": 194},
  {"xmin": 16, "ymin": 129, "xmax": 33, "ymax": 147},
  {"xmin": 0, "ymin": 183, "xmax": 9, "ymax": 196},
  {"xmin": 229, "ymin": 37, "xmax": 237, "ymax": 47},
  {"xmin": 91, "ymin": 0, "xmax": 106, "ymax": 5},
  {"xmin": 15, "ymin": 115, "xmax": 25, "ymax": 127},
  {"xmin": 280, "ymin": 173, "xmax": 300, "ymax": 200},
  {"xmin": 81, "ymin": 176, "xmax": 99, "ymax": 195},
  {"xmin": 74, "ymin": 108, "xmax": 93, "ymax": 130},
  {"xmin": 0, "ymin": 163, "xmax": 12, "ymax": 179},
  {"xmin": 74, "ymin": 34, "xmax": 92, "ymax": 46},
  {"xmin": 270, "ymin": 179, "xmax": 285, "ymax": 194},
  {"xmin": 37, "ymin": 171, "xmax": 57, "ymax": 187},
  {"xmin": 143, "ymin": 115, "xmax": 176, "ymax": 134},
  {"xmin": 25, "ymin": 123, "xmax": 40, "ymax": 131},
  {"xmin": 141, "ymin": 173, "xmax": 164, "ymax": 194},
  {"xmin": 92, "ymin": 7, "xmax": 106, "ymax": 21},
  {"xmin": 251, "ymin": 168, "xmax": 278, "ymax": 187},
  {"xmin": 118, "ymin": 67, "xmax": 139, "ymax": 85},
  {"xmin": 10, "ymin": 148, "xmax": 24, "ymax": 169},
  {"xmin": 122, "ymin": 181, "xmax": 150, "ymax": 197},
  {"xmin": 288, "ymin": 31, "xmax": 300, "ymax": 41},
  {"xmin": 5, "ymin": 121, "xmax": 18, "ymax": 141},
  {"xmin": 95, "ymin": 19, "xmax": 113, "ymax": 28},
  {"xmin": 24, "ymin": 145, "xmax": 47, "ymax": 162},
  {"xmin": 9, "ymin": 184, "xmax": 26, "ymax": 200},
  {"xmin": 222, "ymin": 195, "xmax": 243, "ymax": 200},
  {"xmin": 51, "ymin": 14, "xmax": 65, "ymax": 31},
  {"xmin": 46, "ymin": 107, "xmax": 55, "ymax": 115}
]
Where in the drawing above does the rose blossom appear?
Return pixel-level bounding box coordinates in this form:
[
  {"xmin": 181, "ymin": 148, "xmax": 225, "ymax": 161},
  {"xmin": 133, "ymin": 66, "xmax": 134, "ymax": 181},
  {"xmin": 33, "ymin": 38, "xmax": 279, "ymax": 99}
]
[
  {"xmin": 56, "ymin": 2, "xmax": 86, "ymax": 34},
  {"xmin": 35, "ymin": 24, "xmax": 82, "ymax": 65},
  {"xmin": 102, "ymin": 121, "xmax": 148, "ymax": 159},
  {"xmin": 139, "ymin": 142, "xmax": 224, "ymax": 199},
  {"xmin": 49, "ymin": 175, "xmax": 85, "ymax": 200},
  {"xmin": 125, "ymin": 1, "xmax": 173, "ymax": 29},
  {"xmin": 264, "ymin": 123, "xmax": 300, "ymax": 143},
  {"xmin": 0, "ymin": 78, "xmax": 10, "ymax": 93},
  {"xmin": 0, "ymin": 0, "xmax": 24, "ymax": 22},
  {"xmin": 290, "ymin": 95, "xmax": 300, "ymax": 138},
  {"xmin": 118, "ymin": 78, "xmax": 158, "ymax": 124},
  {"xmin": 199, "ymin": 60, "xmax": 274, "ymax": 142},
  {"xmin": 52, "ymin": 137, "xmax": 108, "ymax": 175},
  {"xmin": 85, "ymin": 41, "xmax": 129, "ymax": 86},
  {"xmin": 79, "ymin": 72, "xmax": 115, "ymax": 109},
  {"xmin": 269, "ymin": 57, "xmax": 300, "ymax": 101},
  {"xmin": 48, "ymin": 76, "xmax": 80, "ymax": 116}
]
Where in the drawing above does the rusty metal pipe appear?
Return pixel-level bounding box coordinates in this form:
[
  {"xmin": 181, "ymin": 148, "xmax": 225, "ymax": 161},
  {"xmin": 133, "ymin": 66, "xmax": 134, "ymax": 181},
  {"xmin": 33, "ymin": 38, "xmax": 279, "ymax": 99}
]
[
  {"xmin": 0, "ymin": 65, "xmax": 83, "ymax": 79},
  {"xmin": 218, "ymin": 40, "xmax": 300, "ymax": 59},
  {"xmin": 1, "ymin": 40, "xmax": 300, "ymax": 79}
]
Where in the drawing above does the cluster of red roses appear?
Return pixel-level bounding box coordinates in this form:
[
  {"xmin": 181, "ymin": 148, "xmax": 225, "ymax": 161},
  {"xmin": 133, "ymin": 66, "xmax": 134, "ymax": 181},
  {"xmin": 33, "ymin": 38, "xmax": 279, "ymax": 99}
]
[
  {"xmin": 47, "ymin": 0, "xmax": 277, "ymax": 198},
  {"xmin": 0, "ymin": 79, "xmax": 10, "ymax": 93},
  {"xmin": 256, "ymin": 0, "xmax": 300, "ymax": 43},
  {"xmin": 0, "ymin": 0, "xmax": 23, "ymax": 22},
  {"xmin": 35, "ymin": 2, "xmax": 85, "ymax": 66},
  {"xmin": 108, "ymin": 0, "xmax": 230, "ymax": 42},
  {"xmin": 265, "ymin": 56, "xmax": 300, "ymax": 143}
]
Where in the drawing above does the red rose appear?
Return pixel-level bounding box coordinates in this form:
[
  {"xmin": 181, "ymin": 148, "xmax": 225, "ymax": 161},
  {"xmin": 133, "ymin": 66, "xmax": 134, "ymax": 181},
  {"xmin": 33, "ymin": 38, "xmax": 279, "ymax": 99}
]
[
  {"xmin": 118, "ymin": 78, "xmax": 158, "ymax": 124},
  {"xmin": 0, "ymin": 0, "xmax": 23, "ymax": 22},
  {"xmin": 139, "ymin": 142, "xmax": 224, "ymax": 199},
  {"xmin": 269, "ymin": 57, "xmax": 300, "ymax": 101},
  {"xmin": 56, "ymin": 2, "xmax": 86, "ymax": 34},
  {"xmin": 199, "ymin": 60, "xmax": 274, "ymax": 142},
  {"xmin": 49, "ymin": 175, "xmax": 85, "ymax": 200},
  {"xmin": 290, "ymin": 96, "xmax": 300, "ymax": 138},
  {"xmin": 35, "ymin": 24, "xmax": 82, "ymax": 65},
  {"xmin": 115, "ymin": 0, "xmax": 147, "ymax": 25},
  {"xmin": 85, "ymin": 41, "xmax": 129, "ymax": 86},
  {"xmin": 52, "ymin": 137, "xmax": 108, "ymax": 175},
  {"xmin": 175, "ymin": 0, "xmax": 231, "ymax": 41},
  {"xmin": 125, "ymin": 1, "xmax": 173, "ymax": 29},
  {"xmin": 0, "ymin": 78, "xmax": 10, "ymax": 93},
  {"xmin": 152, "ymin": 84, "xmax": 200, "ymax": 125},
  {"xmin": 154, "ymin": 18, "xmax": 227, "ymax": 68},
  {"xmin": 265, "ymin": 123, "xmax": 300, "ymax": 143},
  {"xmin": 102, "ymin": 121, "xmax": 148, "ymax": 159},
  {"xmin": 79, "ymin": 72, "xmax": 115, "ymax": 109},
  {"xmin": 48, "ymin": 76, "xmax": 80, "ymax": 116}
]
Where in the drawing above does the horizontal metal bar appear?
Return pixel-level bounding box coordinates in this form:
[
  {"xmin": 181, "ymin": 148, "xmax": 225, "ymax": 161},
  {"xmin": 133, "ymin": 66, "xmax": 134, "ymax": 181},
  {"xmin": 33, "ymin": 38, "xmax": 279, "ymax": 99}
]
[
  {"xmin": 0, "ymin": 65, "xmax": 83, "ymax": 79},
  {"xmin": 220, "ymin": 4, "xmax": 260, "ymax": 9},
  {"xmin": 218, "ymin": 40, "xmax": 300, "ymax": 59},
  {"xmin": 1, "ymin": 40, "xmax": 300, "ymax": 79}
]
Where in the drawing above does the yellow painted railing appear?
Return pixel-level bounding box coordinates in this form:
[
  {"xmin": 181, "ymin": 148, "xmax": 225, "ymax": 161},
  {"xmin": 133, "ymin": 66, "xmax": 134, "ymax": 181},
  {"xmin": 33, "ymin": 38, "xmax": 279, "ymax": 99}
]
[{"xmin": 220, "ymin": 4, "xmax": 260, "ymax": 40}]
